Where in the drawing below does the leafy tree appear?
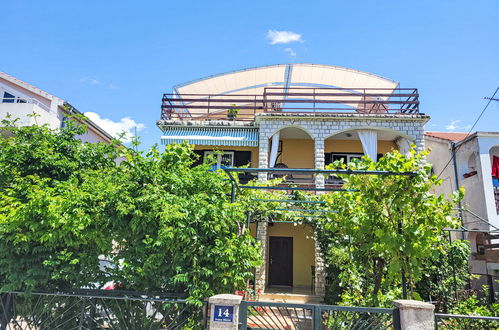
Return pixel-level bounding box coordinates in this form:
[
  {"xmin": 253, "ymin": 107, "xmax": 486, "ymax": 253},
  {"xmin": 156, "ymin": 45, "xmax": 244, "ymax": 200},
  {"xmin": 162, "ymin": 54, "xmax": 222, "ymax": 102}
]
[
  {"xmin": 0, "ymin": 117, "xmax": 120, "ymax": 291},
  {"xmin": 316, "ymin": 149, "xmax": 464, "ymax": 306},
  {"xmin": 416, "ymin": 239, "xmax": 470, "ymax": 311},
  {"xmin": 0, "ymin": 118, "xmax": 261, "ymax": 307}
]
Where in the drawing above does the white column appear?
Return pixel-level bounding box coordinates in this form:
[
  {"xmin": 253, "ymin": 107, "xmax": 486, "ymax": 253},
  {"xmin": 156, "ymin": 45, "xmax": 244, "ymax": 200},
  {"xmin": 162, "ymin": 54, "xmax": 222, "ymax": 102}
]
[{"xmin": 479, "ymin": 152, "xmax": 499, "ymax": 229}]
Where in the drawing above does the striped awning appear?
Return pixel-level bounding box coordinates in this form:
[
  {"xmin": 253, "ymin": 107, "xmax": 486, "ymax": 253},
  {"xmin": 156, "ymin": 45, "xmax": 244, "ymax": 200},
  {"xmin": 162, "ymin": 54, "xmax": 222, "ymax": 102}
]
[{"xmin": 161, "ymin": 127, "xmax": 259, "ymax": 147}]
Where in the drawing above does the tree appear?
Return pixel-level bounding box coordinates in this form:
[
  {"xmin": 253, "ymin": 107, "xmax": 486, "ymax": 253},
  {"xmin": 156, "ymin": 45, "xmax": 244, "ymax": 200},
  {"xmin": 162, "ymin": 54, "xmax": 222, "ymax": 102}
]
[
  {"xmin": 0, "ymin": 118, "xmax": 261, "ymax": 306},
  {"xmin": 0, "ymin": 117, "xmax": 120, "ymax": 291},
  {"xmin": 315, "ymin": 149, "xmax": 464, "ymax": 306}
]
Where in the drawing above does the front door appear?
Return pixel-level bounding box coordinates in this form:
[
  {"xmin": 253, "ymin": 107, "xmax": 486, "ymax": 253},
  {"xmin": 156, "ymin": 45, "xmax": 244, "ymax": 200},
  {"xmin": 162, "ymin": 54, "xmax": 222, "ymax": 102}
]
[{"xmin": 268, "ymin": 237, "xmax": 293, "ymax": 286}]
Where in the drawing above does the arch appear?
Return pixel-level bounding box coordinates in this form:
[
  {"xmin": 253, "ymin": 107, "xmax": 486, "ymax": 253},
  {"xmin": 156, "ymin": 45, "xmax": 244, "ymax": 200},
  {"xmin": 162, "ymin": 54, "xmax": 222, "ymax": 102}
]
[
  {"xmin": 174, "ymin": 63, "xmax": 399, "ymax": 97},
  {"xmin": 267, "ymin": 124, "xmax": 315, "ymax": 140},
  {"xmin": 456, "ymin": 148, "xmax": 476, "ymax": 178},
  {"xmin": 489, "ymin": 145, "xmax": 499, "ymax": 156},
  {"xmin": 324, "ymin": 126, "xmax": 414, "ymax": 141}
]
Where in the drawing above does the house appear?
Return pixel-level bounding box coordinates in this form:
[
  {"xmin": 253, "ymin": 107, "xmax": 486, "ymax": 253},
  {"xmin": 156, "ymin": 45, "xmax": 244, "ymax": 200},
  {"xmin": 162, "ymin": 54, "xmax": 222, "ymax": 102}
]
[
  {"xmin": 0, "ymin": 72, "xmax": 113, "ymax": 143},
  {"xmin": 425, "ymin": 131, "xmax": 499, "ymax": 293},
  {"xmin": 157, "ymin": 63, "xmax": 429, "ymax": 301}
]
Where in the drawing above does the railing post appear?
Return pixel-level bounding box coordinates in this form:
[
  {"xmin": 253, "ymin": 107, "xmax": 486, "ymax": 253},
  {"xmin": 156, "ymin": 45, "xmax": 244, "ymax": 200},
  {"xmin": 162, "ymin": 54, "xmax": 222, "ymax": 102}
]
[
  {"xmin": 239, "ymin": 300, "xmax": 248, "ymax": 330},
  {"xmin": 313, "ymin": 305, "xmax": 322, "ymax": 329},
  {"xmin": 393, "ymin": 306, "xmax": 402, "ymax": 330},
  {"xmin": 392, "ymin": 300, "xmax": 435, "ymax": 330},
  {"xmin": 208, "ymin": 294, "xmax": 242, "ymax": 330}
]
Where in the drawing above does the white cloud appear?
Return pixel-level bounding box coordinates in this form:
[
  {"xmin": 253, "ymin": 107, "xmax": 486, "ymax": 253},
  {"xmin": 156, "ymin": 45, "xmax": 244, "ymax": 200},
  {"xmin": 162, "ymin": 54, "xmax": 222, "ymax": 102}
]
[
  {"xmin": 284, "ymin": 48, "xmax": 297, "ymax": 57},
  {"xmin": 79, "ymin": 77, "xmax": 101, "ymax": 85},
  {"xmin": 266, "ymin": 30, "xmax": 303, "ymax": 45},
  {"xmin": 445, "ymin": 120, "xmax": 471, "ymax": 131},
  {"xmin": 84, "ymin": 112, "xmax": 146, "ymax": 142},
  {"xmin": 108, "ymin": 83, "xmax": 119, "ymax": 90}
]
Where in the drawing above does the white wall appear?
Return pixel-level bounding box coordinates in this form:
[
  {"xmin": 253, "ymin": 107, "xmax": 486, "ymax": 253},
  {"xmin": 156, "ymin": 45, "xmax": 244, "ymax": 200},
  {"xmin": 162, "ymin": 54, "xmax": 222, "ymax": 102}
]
[
  {"xmin": 0, "ymin": 103, "xmax": 62, "ymax": 129},
  {"xmin": 477, "ymin": 136, "xmax": 499, "ymax": 228}
]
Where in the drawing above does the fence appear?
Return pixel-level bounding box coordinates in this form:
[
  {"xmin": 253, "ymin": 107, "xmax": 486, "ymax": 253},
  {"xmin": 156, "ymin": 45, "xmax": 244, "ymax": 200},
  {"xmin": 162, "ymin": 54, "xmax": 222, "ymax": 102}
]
[
  {"xmin": 0, "ymin": 290, "xmax": 206, "ymax": 330},
  {"xmin": 435, "ymin": 313, "xmax": 499, "ymax": 329},
  {"xmin": 239, "ymin": 300, "xmax": 398, "ymax": 330}
]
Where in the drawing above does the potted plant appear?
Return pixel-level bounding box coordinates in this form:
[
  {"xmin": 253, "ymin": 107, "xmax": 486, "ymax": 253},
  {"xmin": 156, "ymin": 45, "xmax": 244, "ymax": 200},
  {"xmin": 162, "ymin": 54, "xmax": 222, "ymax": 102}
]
[{"xmin": 227, "ymin": 105, "xmax": 239, "ymax": 120}]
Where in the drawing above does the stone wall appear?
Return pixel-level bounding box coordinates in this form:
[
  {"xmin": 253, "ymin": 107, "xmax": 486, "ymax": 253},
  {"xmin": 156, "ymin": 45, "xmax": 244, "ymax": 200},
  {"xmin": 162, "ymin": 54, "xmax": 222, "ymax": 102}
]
[{"xmin": 254, "ymin": 222, "xmax": 268, "ymax": 292}]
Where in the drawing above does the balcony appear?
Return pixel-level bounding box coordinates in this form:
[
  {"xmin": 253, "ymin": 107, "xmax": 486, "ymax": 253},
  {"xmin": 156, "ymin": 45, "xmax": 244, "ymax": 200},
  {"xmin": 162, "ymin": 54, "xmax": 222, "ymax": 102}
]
[
  {"xmin": 0, "ymin": 98, "xmax": 58, "ymax": 128},
  {"xmin": 160, "ymin": 87, "xmax": 420, "ymax": 122}
]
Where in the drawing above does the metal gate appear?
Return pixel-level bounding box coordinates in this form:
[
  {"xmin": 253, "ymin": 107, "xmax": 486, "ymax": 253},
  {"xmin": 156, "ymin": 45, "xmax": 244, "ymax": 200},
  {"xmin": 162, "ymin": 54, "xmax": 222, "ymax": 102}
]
[{"xmin": 239, "ymin": 300, "xmax": 399, "ymax": 330}]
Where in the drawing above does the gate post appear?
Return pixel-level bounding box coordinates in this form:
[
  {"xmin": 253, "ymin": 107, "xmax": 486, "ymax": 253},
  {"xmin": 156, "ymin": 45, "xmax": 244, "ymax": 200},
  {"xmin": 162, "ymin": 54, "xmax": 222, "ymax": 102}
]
[
  {"xmin": 208, "ymin": 294, "xmax": 242, "ymax": 330},
  {"xmin": 392, "ymin": 300, "xmax": 435, "ymax": 330}
]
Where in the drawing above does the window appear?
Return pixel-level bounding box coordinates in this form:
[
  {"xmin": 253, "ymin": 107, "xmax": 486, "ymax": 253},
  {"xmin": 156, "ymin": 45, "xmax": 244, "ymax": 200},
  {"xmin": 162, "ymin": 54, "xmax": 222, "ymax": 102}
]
[
  {"xmin": 2, "ymin": 92, "xmax": 15, "ymax": 103},
  {"xmin": 203, "ymin": 151, "xmax": 234, "ymax": 169},
  {"xmin": 325, "ymin": 152, "xmax": 384, "ymax": 165},
  {"xmin": 331, "ymin": 153, "xmax": 363, "ymax": 163},
  {"xmin": 2, "ymin": 91, "xmax": 26, "ymax": 103}
]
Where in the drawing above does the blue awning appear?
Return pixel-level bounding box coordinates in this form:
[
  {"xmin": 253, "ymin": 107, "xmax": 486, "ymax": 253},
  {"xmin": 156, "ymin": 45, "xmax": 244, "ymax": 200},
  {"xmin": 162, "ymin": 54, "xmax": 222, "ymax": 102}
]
[{"xmin": 161, "ymin": 127, "xmax": 259, "ymax": 147}]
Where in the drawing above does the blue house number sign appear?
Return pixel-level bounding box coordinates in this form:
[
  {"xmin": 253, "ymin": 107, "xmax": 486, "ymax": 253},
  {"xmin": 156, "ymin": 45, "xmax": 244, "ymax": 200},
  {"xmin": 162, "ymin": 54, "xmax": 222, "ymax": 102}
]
[{"xmin": 213, "ymin": 305, "xmax": 234, "ymax": 322}]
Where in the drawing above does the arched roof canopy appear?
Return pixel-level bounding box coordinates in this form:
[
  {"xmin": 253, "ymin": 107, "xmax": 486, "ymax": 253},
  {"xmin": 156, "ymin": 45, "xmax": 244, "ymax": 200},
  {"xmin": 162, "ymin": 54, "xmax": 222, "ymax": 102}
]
[{"xmin": 174, "ymin": 63, "xmax": 399, "ymax": 97}]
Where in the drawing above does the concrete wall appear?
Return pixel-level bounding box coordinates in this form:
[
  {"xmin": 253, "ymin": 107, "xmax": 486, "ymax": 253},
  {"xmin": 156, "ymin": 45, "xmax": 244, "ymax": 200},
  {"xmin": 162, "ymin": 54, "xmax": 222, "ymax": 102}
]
[
  {"xmin": 0, "ymin": 103, "xmax": 62, "ymax": 129},
  {"xmin": 425, "ymin": 138, "xmax": 456, "ymax": 197},
  {"xmin": 325, "ymin": 139, "xmax": 397, "ymax": 154},
  {"xmin": 280, "ymin": 139, "xmax": 315, "ymax": 168},
  {"xmin": 267, "ymin": 223, "xmax": 315, "ymax": 288}
]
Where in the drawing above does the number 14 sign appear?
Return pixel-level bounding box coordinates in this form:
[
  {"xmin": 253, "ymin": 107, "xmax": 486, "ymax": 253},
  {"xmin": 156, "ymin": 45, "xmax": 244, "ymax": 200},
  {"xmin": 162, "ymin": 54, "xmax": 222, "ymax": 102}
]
[{"xmin": 213, "ymin": 305, "xmax": 234, "ymax": 323}]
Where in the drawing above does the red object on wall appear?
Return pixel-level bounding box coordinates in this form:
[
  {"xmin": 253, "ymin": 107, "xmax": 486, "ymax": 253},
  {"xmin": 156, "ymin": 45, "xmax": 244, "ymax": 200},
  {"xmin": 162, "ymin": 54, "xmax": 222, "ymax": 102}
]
[{"xmin": 492, "ymin": 156, "xmax": 499, "ymax": 178}]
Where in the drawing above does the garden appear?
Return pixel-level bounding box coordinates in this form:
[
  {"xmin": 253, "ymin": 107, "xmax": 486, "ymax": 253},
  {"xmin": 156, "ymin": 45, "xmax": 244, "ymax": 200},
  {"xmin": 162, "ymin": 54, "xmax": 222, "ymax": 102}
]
[{"xmin": 0, "ymin": 116, "xmax": 497, "ymax": 328}]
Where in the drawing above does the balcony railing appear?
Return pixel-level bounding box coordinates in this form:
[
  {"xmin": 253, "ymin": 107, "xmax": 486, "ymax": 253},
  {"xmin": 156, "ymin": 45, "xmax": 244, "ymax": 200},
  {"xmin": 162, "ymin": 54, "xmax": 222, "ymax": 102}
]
[
  {"xmin": 161, "ymin": 87, "xmax": 420, "ymax": 121},
  {"xmin": 1, "ymin": 97, "xmax": 51, "ymax": 112}
]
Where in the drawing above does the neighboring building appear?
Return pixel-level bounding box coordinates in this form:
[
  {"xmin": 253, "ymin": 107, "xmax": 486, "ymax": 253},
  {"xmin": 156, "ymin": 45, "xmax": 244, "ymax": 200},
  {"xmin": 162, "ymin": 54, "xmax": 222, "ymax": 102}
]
[
  {"xmin": 425, "ymin": 131, "xmax": 499, "ymax": 292},
  {"xmin": 0, "ymin": 72, "xmax": 112, "ymax": 143},
  {"xmin": 157, "ymin": 63, "xmax": 429, "ymax": 301}
]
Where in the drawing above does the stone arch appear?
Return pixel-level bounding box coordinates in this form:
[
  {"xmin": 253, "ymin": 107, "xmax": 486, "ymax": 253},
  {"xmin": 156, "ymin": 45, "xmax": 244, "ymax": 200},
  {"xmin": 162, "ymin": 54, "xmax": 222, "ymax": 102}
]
[
  {"xmin": 267, "ymin": 124, "xmax": 315, "ymax": 141},
  {"xmin": 323, "ymin": 126, "xmax": 414, "ymax": 141}
]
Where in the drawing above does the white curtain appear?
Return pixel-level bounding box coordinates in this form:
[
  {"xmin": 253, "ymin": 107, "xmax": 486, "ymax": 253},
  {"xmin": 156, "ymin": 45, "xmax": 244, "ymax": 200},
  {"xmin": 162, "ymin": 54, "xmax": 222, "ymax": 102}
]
[
  {"xmin": 269, "ymin": 132, "xmax": 280, "ymax": 167},
  {"xmin": 358, "ymin": 130, "xmax": 377, "ymax": 161},
  {"xmin": 395, "ymin": 137, "xmax": 412, "ymax": 156}
]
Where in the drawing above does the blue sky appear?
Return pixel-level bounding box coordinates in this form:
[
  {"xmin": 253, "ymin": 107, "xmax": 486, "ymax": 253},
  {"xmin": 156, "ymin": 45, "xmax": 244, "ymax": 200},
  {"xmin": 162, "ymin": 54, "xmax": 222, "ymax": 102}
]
[{"xmin": 1, "ymin": 0, "xmax": 498, "ymax": 149}]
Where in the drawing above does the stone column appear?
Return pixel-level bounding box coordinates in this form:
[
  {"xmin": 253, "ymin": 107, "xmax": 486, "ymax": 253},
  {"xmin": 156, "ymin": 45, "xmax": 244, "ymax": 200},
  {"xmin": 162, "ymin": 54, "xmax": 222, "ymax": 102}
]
[
  {"xmin": 258, "ymin": 135, "xmax": 269, "ymax": 181},
  {"xmin": 392, "ymin": 300, "xmax": 435, "ymax": 330},
  {"xmin": 254, "ymin": 222, "xmax": 268, "ymax": 293},
  {"xmin": 314, "ymin": 137, "xmax": 325, "ymax": 188},
  {"xmin": 314, "ymin": 236, "xmax": 326, "ymax": 296},
  {"xmin": 208, "ymin": 294, "xmax": 242, "ymax": 330}
]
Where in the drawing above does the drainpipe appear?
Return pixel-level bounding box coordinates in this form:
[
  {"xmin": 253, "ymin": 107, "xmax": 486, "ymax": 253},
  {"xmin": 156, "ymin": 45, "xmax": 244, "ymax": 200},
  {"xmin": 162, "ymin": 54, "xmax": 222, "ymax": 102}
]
[{"xmin": 451, "ymin": 141, "xmax": 465, "ymax": 240}]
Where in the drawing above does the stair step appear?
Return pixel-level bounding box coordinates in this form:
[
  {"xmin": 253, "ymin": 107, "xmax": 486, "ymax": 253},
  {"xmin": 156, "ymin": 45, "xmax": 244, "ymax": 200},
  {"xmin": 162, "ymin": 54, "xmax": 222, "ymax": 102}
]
[{"xmin": 258, "ymin": 293, "xmax": 323, "ymax": 304}]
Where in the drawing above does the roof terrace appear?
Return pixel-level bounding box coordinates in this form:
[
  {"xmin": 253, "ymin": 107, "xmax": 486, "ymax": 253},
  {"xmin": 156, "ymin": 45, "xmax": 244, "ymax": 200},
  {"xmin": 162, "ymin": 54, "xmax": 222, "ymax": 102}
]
[
  {"xmin": 159, "ymin": 64, "xmax": 422, "ymax": 122},
  {"xmin": 161, "ymin": 86, "xmax": 420, "ymax": 121}
]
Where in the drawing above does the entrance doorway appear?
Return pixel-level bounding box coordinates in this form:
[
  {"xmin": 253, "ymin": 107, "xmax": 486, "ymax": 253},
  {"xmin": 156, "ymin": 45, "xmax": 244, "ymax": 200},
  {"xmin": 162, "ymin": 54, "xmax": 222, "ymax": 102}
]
[{"xmin": 268, "ymin": 237, "xmax": 293, "ymax": 286}]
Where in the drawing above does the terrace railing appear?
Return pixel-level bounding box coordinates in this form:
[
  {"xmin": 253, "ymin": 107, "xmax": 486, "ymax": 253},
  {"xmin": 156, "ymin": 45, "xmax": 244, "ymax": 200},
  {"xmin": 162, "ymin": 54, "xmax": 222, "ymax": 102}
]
[
  {"xmin": 239, "ymin": 300, "xmax": 399, "ymax": 329},
  {"xmin": 0, "ymin": 290, "xmax": 206, "ymax": 329},
  {"xmin": 435, "ymin": 312, "xmax": 499, "ymax": 329},
  {"xmin": 161, "ymin": 87, "xmax": 420, "ymax": 121},
  {"xmin": 0, "ymin": 97, "xmax": 52, "ymax": 113}
]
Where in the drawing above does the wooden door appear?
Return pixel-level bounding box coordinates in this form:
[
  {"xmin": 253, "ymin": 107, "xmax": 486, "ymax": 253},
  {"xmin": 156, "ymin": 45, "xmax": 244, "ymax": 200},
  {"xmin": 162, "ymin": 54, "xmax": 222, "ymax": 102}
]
[{"xmin": 268, "ymin": 237, "xmax": 293, "ymax": 286}]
